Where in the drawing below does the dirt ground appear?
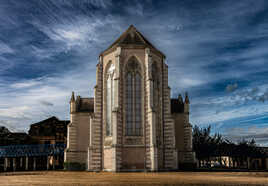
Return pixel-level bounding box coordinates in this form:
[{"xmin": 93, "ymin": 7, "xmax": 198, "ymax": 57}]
[{"xmin": 0, "ymin": 171, "xmax": 268, "ymax": 186}]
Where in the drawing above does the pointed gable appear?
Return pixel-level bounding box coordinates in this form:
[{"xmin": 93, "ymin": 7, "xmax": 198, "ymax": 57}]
[{"xmin": 100, "ymin": 25, "xmax": 165, "ymax": 57}]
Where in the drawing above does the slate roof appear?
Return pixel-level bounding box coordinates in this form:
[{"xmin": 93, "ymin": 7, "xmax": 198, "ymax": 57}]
[
  {"xmin": 28, "ymin": 116, "xmax": 69, "ymax": 137},
  {"xmin": 171, "ymin": 99, "xmax": 184, "ymax": 113},
  {"xmin": 29, "ymin": 116, "xmax": 69, "ymax": 127},
  {"xmin": 77, "ymin": 98, "xmax": 94, "ymax": 113}
]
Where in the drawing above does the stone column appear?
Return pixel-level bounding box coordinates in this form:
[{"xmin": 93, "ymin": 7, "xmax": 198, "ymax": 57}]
[
  {"xmin": 89, "ymin": 116, "xmax": 93, "ymax": 147},
  {"xmin": 33, "ymin": 157, "xmax": 36, "ymax": 171},
  {"xmin": 111, "ymin": 47, "xmax": 121, "ymax": 171},
  {"xmin": 20, "ymin": 157, "xmax": 23, "ymax": 169},
  {"xmin": 25, "ymin": 157, "xmax": 29, "ymax": 170},
  {"xmin": 149, "ymin": 111, "xmax": 158, "ymax": 171},
  {"xmin": 89, "ymin": 58, "xmax": 103, "ymax": 171},
  {"xmin": 247, "ymin": 157, "xmax": 250, "ymax": 169},
  {"xmin": 4, "ymin": 158, "xmax": 8, "ymax": 171},
  {"xmin": 112, "ymin": 47, "xmax": 120, "ymax": 145},
  {"xmin": 88, "ymin": 115, "xmax": 94, "ymax": 170},
  {"xmin": 112, "ymin": 110, "xmax": 118, "ymax": 171},
  {"xmin": 13, "ymin": 158, "xmax": 16, "ymax": 171},
  {"xmin": 52, "ymin": 156, "xmax": 55, "ymax": 170},
  {"xmin": 87, "ymin": 147, "xmax": 92, "ymax": 171},
  {"xmin": 113, "ymin": 46, "xmax": 121, "ymax": 110},
  {"xmin": 47, "ymin": 156, "xmax": 50, "ymax": 170},
  {"xmin": 145, "ymin": 48, "xmax": 158, "ymax": 171}
]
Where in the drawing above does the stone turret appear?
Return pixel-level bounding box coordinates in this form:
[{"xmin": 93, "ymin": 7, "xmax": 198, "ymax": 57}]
[
  {"xmin": 184, "ymin": 92, "xmax": 189, "ymax": 114},
  {"xmin": 70, "ymin": 92, "xmax": 76, "ymax": 113},
  {"xmin": 178, "ymin": 94, "xmax": 183, "ymax": 104}
]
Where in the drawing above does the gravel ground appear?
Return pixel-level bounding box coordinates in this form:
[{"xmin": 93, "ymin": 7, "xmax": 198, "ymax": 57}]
[{"xmin": 0, "ymin": 171, "xmax": 268, "ymax": 186}]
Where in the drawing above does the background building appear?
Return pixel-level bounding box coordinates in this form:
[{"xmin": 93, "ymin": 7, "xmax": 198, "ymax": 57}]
[
  {"xmin": 0, "ymin": 116, "xmax": 68, "ymax": 171},
  {"xmin": 29, "ymin": 116, "xmax": 68, "ymax": 145}
]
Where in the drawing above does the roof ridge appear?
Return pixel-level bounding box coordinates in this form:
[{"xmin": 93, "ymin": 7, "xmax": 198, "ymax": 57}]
[
  {"xmin": 31, "ymin": 116, "xmax": 59, "ymax": 125},
  {"xmin": 100, "ymin": 25, "xmax": 165, "ymax": 57},
  {"xmin": 104, "ymin": 25, "xmax": 134, "ymax": 50}
]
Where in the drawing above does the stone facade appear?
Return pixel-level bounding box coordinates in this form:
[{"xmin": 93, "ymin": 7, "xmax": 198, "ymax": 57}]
[{"xmin": 64, "ymin": 25, "xmax": 196, "ymax": 171}]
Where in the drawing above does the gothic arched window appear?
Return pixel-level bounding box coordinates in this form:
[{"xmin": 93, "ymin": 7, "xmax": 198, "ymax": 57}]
[
  {"xmin": 106, "ymin": 63, "xmax": 115, "ymax": 136},
  {"xmin": 125, "ymin": 58, "xmax": 142, "ymax": 136}
]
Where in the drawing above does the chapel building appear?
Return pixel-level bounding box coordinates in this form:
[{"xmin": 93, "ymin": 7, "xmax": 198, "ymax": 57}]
[{"xmin": 64, "ymin": 25, "xmax": 195, "ymax": 171}]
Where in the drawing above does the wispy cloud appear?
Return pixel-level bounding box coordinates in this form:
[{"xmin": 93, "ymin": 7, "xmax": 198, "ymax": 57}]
[
  {"xmin": 0, "ymin": 0, "xmax": 268, "ymax": 145},
  {"xmin": 87, "ymin": 0, "xmax": 112, "ymax": 9},
  {"xmin": 224, "ymin": 125, "xmax": 268, "ymax": 146},
  {"xmin": 0, "ymin": 68, "xmax": 96, "ymax": 132},
  {"xmin": 0, "ymin": 106, "xmax": 32, "ymax": 119},
  {"xmin": 10, "ymin": 79, "xmax": 42, "ymax": 89},
  {"xmin": 190, "ymin": 84, "xmax": 268, "ymax": 131},
  {"xmin": 0, "ymin": 41, "xmax": 14, "ymax": 54}
]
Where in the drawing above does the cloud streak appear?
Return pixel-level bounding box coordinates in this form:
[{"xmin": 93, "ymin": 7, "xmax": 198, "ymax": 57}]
[{"xmin": 0, "ymin": 0, "xmax": 268, "ymax": 145}]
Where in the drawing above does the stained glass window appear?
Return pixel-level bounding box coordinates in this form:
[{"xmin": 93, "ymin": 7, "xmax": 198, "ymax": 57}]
[
  {"xmin": 125, "ymin": 59, "xmax": 142, "ymax": 136},
  {"xmin": 126, "ymin": 73, "xmax": 133, "ymax": 135},
  {"xmin": 135, "ymin": 73, "xmax": 141, "ymax": 135}
]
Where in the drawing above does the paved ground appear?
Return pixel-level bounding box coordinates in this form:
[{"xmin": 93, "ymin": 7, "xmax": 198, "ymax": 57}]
[{"xmin": 0, "ymin": 171, "xmax": 268, "ymax": 186}]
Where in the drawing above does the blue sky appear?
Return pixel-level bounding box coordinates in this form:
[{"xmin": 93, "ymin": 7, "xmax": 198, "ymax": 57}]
[{"xmin": 0, "ymin": 0, "xmax": 268, "ymax": 145}]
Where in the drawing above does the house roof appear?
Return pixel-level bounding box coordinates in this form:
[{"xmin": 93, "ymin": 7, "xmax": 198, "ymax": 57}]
[
  {"xmin": 100, "ymin": 25, "xmax": 165, "ymax": 57},
  {"xmin": 77, "ymin": 98, "xmax": 94, "ymax": 113},
  {"xmin": 28, "ymin": 116, "xmax": 69, "ymax": 137},
  {"xmin": 30, "ymin": 116, "xmax": 69, "ymax": 127}
]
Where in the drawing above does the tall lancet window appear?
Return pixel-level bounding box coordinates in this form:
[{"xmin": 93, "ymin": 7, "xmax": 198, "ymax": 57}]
[
  {"xmin": 125, "ymin": 59, "xmax": 142, "ymax": 136},
  {"xmin": 106, "ymin": 63, "xmax": 115, "ymax": 136}
]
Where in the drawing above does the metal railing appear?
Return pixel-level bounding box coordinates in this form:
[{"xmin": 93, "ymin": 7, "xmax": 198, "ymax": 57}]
[{"xmin": 0, "ymin": 144, "xmax": 66, "ymax": 157}]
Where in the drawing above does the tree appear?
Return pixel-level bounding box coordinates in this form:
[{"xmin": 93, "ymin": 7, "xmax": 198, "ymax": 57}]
[
  {"xmin": 193, "ymin": 125, "xmax": 265, "ymax": 169},
  {"xmin": 193, "ymin": 125, "xmax": 223, "ymax": 166}
]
